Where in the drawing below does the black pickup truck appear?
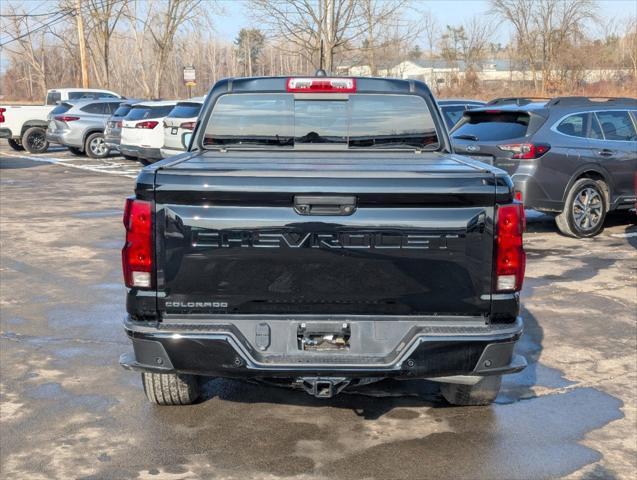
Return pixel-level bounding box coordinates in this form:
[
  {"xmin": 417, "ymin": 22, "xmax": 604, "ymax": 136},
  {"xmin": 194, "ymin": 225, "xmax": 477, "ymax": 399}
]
[{"xmin": 120, "ymin": 76, "xmax": 527, "ymax": 406}]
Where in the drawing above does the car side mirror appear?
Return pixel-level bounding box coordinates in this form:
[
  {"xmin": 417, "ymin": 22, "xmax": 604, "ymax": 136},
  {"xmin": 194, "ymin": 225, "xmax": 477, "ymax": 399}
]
[{"xmin": 182, "ymin": 131, "xmax": 193, "ymax": 150}]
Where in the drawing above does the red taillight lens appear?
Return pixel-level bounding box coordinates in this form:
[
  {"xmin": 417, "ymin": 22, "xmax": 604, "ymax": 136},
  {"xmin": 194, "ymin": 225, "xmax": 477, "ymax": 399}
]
[
  {"xmin": 495, "ymin": 203, "xmax": 526, "ymax": 292},
  {"xmin": 135, "ymin": 120, "xmax": 158, "ymax": 129},
  {"xmin": 286, "ymin": 77, "xmax": 356, "ymax": 93},
  {"xmin": 55, "ymin": 115, "xmax": 80, "ymax": 122},
  {"xmin": 116, "ymin": 121, "xmax": 122, "ymax": 128},
  {"xmin": 0, "ymin": 107, "xmax": 5, "ymax": 123},
  {"xmin": 179, "ymin": 121, "xmax": 196, "ymax": 130},
  {"xmin": 498, "ymin": 143, "xmax": 550, "ymax": 159},
  {"xmin": 122, "ymin": 198, "xmax": 153, "ymax": 288}
]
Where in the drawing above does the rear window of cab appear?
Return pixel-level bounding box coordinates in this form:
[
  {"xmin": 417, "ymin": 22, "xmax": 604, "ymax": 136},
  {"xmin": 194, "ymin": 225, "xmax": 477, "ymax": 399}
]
[{"xmin": 202, "ymin": 93, "xmax": 439, "ymax": 150}]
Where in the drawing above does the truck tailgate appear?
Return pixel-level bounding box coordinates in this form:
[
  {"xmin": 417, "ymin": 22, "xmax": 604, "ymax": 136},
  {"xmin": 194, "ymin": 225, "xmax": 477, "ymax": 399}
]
[{"xmin": 153, "ymin": 152, "xmax": 498, "ymax": 318}]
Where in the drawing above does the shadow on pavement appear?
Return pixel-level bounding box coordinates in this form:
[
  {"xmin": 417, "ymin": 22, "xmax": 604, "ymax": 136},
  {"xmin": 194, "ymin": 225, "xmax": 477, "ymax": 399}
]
[{"xmin": 0, "ymin": 157, "xmax": 45, "ymax": 169}]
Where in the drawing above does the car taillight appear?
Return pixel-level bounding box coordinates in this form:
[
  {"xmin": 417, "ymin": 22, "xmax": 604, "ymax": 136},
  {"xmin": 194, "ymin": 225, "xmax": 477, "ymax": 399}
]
[
  {"xmin": 286, "ymin": 77, "xmax": 356, "ymax": 93},
  {"xmin": 55, "ymin": 115, "xmax": 80, "ymax": 122},
  {"xmin": 495, "ymin": 203, "xmax": 526, "ymax": 292},
  {"xmin": 0, "ymin": 108, "xmax": 5, "ymax": 123},
  {"xmin": 116, "ymin": 121, "xmax": 122, "ymax": 128},
  {"xmin": 122, "ymin": 198, "xmax": 153, "ymax": 288},
  {"xmin": 179, "ymin": 121, "xmax": 196, "ymax": 130},
  {"xmin": 135, "ymin": 120, "xmax": 158, "ymax": 129},
  {"xmin": 498, "ymin": 143, "xmax": 550, "ymax": 159}
]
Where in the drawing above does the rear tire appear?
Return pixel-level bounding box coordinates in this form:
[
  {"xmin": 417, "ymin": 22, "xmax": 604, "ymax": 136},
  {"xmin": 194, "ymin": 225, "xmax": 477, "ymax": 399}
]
[
  {"xmin": 22, "ymin": 127, "xmax": 49, "ymax": 154},
  {"xmin": 142, "ymin": 372, "xmax": 200, "ymax": 405},
  {"xmin": 440, "ymin": 375, "xmax": 502, "ymax": 406},
  {"xmin": 7, "ymin": 139, "xmax": 24, "ymax": 151},
  {"xmin": 556, "ymin": 178, "xmax": 607, "ymax": 238},
  {"xmin": 85, "ymin": 132, "xmax": 110, "ymax": 159},
  {"xmin": 68, "ymin": 146, "xmax": 84, "ymax": 156}
]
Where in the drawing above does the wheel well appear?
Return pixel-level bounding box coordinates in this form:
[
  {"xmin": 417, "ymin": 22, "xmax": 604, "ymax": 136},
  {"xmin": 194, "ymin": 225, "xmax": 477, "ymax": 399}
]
[
  {"xmin": 576, "ymin": 171, "xmax": 611, "ymax": 211},
  {"xmin": 21, "ymin": 121, "xmax": 48, "ymax": 136},
  {"xmin": 83, "ymin": 129, "xmax": 104, "ymax": 146}
]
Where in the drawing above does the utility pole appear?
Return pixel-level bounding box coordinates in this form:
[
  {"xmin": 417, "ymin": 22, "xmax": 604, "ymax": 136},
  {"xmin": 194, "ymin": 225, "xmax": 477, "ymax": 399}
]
[{"xmin": 76, "ymin": 0, "xmax": 89, "ymax": 88}]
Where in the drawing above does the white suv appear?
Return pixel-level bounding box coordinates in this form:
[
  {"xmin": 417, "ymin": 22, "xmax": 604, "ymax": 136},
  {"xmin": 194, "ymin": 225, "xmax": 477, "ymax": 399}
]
[
  {"xmin": 161, "ymin": 97, "xmax": 205, "ymax": 158},
  {"xmin": 119, "ymin": 100, "xmax": 176, "ymax": 164}
]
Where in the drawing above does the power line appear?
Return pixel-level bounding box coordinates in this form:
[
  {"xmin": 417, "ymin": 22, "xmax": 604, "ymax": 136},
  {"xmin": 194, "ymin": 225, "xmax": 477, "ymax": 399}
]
[{"xmin": 0, "ymin": 0, "xmax": 124, "ymax": 48}]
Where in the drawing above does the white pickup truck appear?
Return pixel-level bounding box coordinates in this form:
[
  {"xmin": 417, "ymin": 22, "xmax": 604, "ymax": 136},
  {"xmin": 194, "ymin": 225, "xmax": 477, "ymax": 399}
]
[{"xmin": 0, "ymin": 88, "xmax": 121, "ymax": 153}]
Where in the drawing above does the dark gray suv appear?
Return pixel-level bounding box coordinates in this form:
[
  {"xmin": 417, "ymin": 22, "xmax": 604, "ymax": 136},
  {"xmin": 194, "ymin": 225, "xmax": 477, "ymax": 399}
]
[{"xmin": 451, "ymin": 97, "xmax": 637, "ymax": 238}]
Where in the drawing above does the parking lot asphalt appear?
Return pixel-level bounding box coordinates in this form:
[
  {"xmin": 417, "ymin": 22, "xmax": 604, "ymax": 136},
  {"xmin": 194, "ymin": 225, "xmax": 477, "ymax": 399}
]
[{"xmin": 1, "ymin": 142, "xmax": 636, "ymax": 480}]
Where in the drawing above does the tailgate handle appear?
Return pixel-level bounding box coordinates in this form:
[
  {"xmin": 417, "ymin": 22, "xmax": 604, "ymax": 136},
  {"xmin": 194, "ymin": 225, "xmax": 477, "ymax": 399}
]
[{"xmin": 294, "ymin": 196, "xmax": 357, "ymax": 216}]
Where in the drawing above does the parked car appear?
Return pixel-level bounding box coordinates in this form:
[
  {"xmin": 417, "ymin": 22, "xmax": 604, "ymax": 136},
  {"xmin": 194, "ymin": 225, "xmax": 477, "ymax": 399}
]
[
  {"xmin": 0, "ymin": 88, "xmax": 121, "ymax": 154},
  {"xmin": 104, "ymin": 99, "xmax": 144, "ymax": 158},
  {"xmin": 120, "ymin": 75, "xmax": 527, "ymax": 407},
  {"xmin": 119, "ymin": 100, "xmax": 176, "ymax": 164},
  {"xmin": 45, "ymin": 98, "xmax": 125, "ymax": 158},
  {"xmin": 451, "ymin": 96, "xmax": 637, "ymax": 238},
  {"xmin": 160, "ymin": 97, "xmax": 205, "ymax": 158},
  {"xmin": 438, "ymin": 99, "xmax": 486, "ymax": 129}
]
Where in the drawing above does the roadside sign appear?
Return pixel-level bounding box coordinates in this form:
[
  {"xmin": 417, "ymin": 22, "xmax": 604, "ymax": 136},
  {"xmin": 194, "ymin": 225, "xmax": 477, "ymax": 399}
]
[{"xmin": 183, "ymin": 66, "xmax": 196, "ymax": 85}]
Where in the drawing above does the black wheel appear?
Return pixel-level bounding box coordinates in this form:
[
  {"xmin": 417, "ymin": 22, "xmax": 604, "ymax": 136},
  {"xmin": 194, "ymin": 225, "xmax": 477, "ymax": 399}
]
[
  {"xmin": 556, "ymin": 178, "xmax": 607, "ymax": 238},
  {"xmin": 22, "ymin": 127, "xmax": 49, "ymax": 154},
  {"xmin": 85, "ymin": 132, "xmax": 109, "ymax": 159},
  {"xmin": 68, "ymin": 146, "xmax": 84, "ymax": 156},
  {"xmin": 7, "ymin": 139, "xmax": 24, "ymax": 151},
  {"xmin": 123, "ymin": 154, "xmax": 137, "ymax": 160},
  {"xmin": 440, "ymin": 375, "xmax": 502, "ymax": 406},
  {"xmin": 142, "ymin": 372, "xmax": 200, "ymax": 405}
]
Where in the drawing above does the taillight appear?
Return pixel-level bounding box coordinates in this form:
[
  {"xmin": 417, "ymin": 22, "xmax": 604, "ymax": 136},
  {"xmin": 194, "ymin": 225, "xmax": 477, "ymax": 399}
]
[
  {"xmin": 0, "ymin": 108, "xmax": 5, "ymax": 123},
  {"xmin": 116, "ymin": 121, "xmax": 122, "ymax": 128},
  {"xmin": 498, "ymin": 143, "xmax": 550, "ymax": 159},
  {"xmin": 135, "ymin": 120, "xmax": 158, "ymax": 129},
  {"xmin": 495, "ymin": 203, "xmax": 526, "ymax": 292},
  {"xmin": 122, "ymin": 198, "xmax": 153, "ymax": 288},
  {"xmin": 286, "ymin": 77, "xmax": 356, "ymax": 93},
  {"xmin": 55, "ymin": 115, "xmax": 80, "ymax": 122},
  {"xmin": 179, "ymin": 121, "xmax": 196, "ymax": 130}
]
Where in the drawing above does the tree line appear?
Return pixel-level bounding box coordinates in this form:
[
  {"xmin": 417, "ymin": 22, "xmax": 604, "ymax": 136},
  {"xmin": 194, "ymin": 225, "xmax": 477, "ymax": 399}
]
[{"xmin": 0, "ymin": 0, "xmax": 635, "ymax": 101}]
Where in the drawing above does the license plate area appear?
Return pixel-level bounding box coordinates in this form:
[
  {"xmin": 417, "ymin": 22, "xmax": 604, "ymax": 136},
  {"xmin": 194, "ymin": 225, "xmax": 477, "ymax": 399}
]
[
  {"xmin": 171, "ymin": 127, "xmax": 178, "ymax": 135},
  {"xmin": 297, "ymin": 322, "xmax": 351, "ymax": 351}
]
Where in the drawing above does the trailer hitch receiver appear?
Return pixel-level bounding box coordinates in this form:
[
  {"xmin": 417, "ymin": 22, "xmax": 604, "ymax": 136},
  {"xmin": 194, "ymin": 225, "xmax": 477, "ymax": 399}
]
[{"xmin": 299, "ymin": 377, "xmax": 351, "ymax": 398}]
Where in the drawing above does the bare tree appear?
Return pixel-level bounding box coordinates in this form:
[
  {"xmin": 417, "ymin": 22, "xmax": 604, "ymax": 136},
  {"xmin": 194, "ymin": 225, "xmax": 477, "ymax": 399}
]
[
  {"xmin": 83, "ymin": 0, "xmax": 128, "ymax": 87},
  {"xmin": 491, "ymin": 0, "xmax": 596, "ymax": 92},
  {"xmin": 251, "ymin": 0, "xmax": 362, "ymax": 72},
  {"xmin": 420, "ymin": 9, "xmax": 438, "ymax": 60},
  {"xmin": 357, "ymin": 0, "xmax": 412, "ymax": 75}
]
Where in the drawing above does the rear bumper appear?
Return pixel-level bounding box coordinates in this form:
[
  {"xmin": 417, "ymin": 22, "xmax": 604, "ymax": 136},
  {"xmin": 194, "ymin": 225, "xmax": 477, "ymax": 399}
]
[
  {"xmin": 513, "ymin": 174, "xmax": 564, "ymax": 212},
  {"xmin": 104, "ymin": 133, "xmax": 120, "ymax": 150},
  {"xmin": 119, "ymin": 144, "xmax": 162, "ymax": 162},
  {"xmin": 46, "ymin": 130, "xmax": 80, "ymax": 148},
  {"xmin": 120, "ymin": 316, "xmax": 526, "ymax": 380},
  {"xmin": 0, "ymin": 128, "xmax": 13, "ymax": 139}
]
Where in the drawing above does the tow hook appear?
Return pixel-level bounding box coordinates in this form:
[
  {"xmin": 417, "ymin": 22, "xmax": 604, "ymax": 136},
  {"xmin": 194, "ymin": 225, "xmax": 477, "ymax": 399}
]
[{"xmin": 298, "ymin": 377, "xmax": 350, "ymax": 398}]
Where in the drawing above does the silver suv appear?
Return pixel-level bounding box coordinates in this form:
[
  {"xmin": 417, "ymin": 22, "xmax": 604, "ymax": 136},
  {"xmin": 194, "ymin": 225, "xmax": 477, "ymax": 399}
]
[{"xmin": 46, "ymin": 98, "xmax": 124, "ymax": 158}]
